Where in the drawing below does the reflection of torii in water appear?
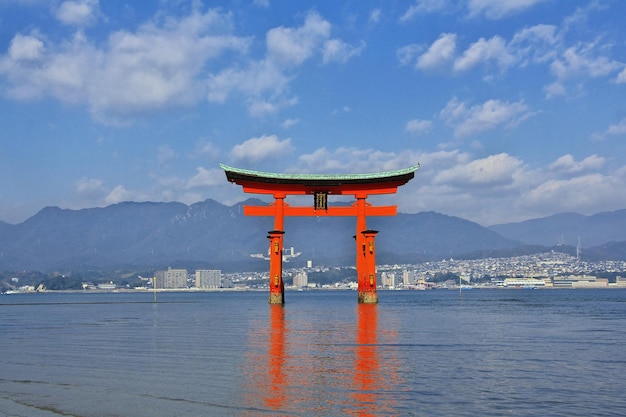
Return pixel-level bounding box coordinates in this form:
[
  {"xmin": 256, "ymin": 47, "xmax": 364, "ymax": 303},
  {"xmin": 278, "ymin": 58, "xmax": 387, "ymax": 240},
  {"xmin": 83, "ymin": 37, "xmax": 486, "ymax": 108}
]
[{"xmin": 251, "ymin": 246, "xmax": 302, "ymax": 262}]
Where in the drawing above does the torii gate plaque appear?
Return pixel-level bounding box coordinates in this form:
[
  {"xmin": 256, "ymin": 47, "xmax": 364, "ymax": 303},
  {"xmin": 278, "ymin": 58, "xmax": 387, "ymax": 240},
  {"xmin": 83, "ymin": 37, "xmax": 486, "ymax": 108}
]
[{"xmin": 221, "ymin": 163, "xmax": 419, "ymax": 304}]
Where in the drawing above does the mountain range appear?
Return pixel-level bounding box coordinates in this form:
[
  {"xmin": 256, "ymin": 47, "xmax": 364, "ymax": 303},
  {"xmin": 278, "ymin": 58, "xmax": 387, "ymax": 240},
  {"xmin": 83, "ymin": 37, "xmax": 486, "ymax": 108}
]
[{"xmin": 1, "ymin": 198, "xmax": 625, "ymax": 272}]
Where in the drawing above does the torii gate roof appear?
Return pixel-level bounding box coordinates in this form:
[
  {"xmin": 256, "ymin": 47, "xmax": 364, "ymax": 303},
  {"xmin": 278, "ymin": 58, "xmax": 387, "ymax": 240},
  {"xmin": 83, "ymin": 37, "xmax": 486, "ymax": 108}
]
[{"xmin": 220, "ymin": 163, "xmax": 419, "ymax": 195}]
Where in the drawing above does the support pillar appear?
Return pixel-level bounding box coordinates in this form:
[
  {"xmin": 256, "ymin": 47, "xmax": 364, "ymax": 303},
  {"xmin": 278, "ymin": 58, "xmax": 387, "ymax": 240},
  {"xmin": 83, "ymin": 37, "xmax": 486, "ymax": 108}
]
[
  {"xmin": 355, "ymin": 195, "xmax": 378, "ymax": 304},
  {"xmin": 358, "ymin": 230, "xmax": 379, "ymax": 304},
  {"xmin": 268, "ymin": 230, "xmax": 285, "ymax": 304},
  {"xmin": 354, "ymin": 197, "xmax": 367, "ymax": 282},
  {"xmin": 268, "ymin": 194, "xmax": 286, "ymax": 305}
]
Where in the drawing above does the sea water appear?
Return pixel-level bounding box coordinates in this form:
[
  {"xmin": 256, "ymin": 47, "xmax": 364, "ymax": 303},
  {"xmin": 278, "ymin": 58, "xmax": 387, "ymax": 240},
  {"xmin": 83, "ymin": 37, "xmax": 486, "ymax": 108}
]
[{"xmin": 1, "ymin": 289, "xmax": 626, "ymax": 416}]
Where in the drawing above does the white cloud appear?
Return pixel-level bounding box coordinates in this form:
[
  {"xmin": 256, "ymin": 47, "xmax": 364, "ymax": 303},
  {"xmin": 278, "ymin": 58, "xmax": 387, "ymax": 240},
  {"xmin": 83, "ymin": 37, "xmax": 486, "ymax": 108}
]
[
  {"xmin": 186, "ymin": 167, "xmax": 223, "ymax": 188},
  {"xmin": 105, "ymin": 185, "xmax": 134, "ymax": 204},
  {"xmin": 405, "ymin": 119, "xmax": 433, "ymax": 135},
  {"xmin": 75, "ymin": 177, "xmax": 106, "ymax": 197},
  {"xmin": 207, "ymin": 60, "xmax": 290, "ymax": 105},
  {"xmin": 511, "ymin": 24, "xmax": 559, "ymax": 46},
  {"xmin": 453, "ymin": 35, "xmax": 515, "ymax": 72},
  {"xmin": 399, "ymin": 0, "xmax": 451, "ymax": 22},
  {"xmin": 230, "ymin": 135, "xmax": 294, "ymax": 162},
  {"xmin": 433, "ymin": 153, "xmax": 524, "ymax": 188},
  {"xmin": 593, "ymin": 118, "xmax": 626, "ymax": 141},
  {"xmin": 615, "ymin": 67, "xmax": 626, "ymax": 83},
  {"xmin": 296, "ymin": 147, "xmax": 420, "ymax": 174},
  {"xmin": 550, "ymin": 44, "xmax": 623, "ymax": 81},
  {"xmin": 607, "ymin": 119, "xmax": 626, "ymax": 136},
  {"xmin": 543, "ymin": 81, "xmax": 566, "ymax": 99},
  {"xmin": 440, "ymin": 97, "xmax": 534, "ymax": 138},
  {"xmin": 7, "ymin": 34, "xmax": 44, "ymax": 61},
  {"xmin": 400, "ymin": 0, "xmax": 549, "ymax": 22},
  {"xmin": 0, "ymin": 8, "xmax": 251, "ymax": 123},
  {"xmin": 55, "ymin": 0, "xmax": 99, "ymax": 26},
  {"xmin": 266, "ymin": 11, "xmax": 331, "ymax": 68},
  {"xmin": 467, "ymin": 0, "xmax": 548, "ymax": 20},
  {"xmin": 524, "ymin": 173, "xmax": 626, "ymax": 216},
  {"xmin": 549, "ymin": 154, "xmax": 605, "ymax": 174},
  {"xmin": 591, "ymin": 117, "xmax": 626, "ymax": 141},
  {"xmin": 322, "ymin": 39, "xmax": 365, "ymax": 64},
  {"xmin": 281, "ymin": 118, "xmax": 300, "ymax": 129},
  {"xmin": 397, "ymin": 44, "xmax": 422, "ymax": 66},
  {"xmin": 248, "ymin": 96, "xmax": 298, "ymax": 118},
  {"xmin": 207, "ymin": 11, "xmax": 358, "ymax": 117},
  {"xmin": 416, "ymin": 33, "xmax": 456, "ymax": 71}
]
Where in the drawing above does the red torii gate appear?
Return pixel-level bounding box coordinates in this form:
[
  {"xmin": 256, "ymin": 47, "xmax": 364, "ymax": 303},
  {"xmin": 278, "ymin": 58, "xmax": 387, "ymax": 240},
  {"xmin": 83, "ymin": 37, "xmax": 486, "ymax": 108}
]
[{"xmin": 221, "ymin": 163, "xmax": 419, "ymax": 304}]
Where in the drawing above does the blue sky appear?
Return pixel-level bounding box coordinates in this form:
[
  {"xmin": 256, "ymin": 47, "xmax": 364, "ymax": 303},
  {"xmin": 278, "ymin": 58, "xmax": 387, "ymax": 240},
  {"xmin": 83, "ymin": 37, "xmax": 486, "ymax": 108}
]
[{"xmin": 1, "ymin": 0, "xmax": 626, "ymax": 227}]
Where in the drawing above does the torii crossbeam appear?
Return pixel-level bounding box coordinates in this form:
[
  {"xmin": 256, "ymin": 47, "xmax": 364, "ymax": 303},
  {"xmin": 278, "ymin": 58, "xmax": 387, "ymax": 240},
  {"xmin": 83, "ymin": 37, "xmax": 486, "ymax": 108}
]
[{"xmin": 221, "ymin": 163, "xmax": 419, "ymax": 304}]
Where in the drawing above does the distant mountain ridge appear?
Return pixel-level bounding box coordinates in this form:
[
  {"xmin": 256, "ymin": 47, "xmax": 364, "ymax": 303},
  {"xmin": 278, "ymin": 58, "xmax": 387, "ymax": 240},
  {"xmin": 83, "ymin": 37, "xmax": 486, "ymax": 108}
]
[
  {"xmin": 1, "ymin": 199, "xmax": 625, "ymax": 272},
  {"xmin": 489, "ymin": 210, "xmax": 626, "ymax": 248}
]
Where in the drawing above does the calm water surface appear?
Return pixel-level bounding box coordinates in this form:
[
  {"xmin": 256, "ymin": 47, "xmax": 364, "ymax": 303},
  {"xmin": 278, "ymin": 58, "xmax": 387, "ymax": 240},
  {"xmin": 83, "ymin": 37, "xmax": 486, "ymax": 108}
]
[{"xmin": 1, "ymin": 289, "xmax": 626, "ymax": 416}]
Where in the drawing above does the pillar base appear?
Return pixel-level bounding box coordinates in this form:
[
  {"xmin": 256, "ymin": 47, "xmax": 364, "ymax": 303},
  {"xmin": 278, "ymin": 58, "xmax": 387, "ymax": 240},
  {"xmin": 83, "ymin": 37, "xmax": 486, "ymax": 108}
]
[
  {"xmin": 358, "ymin": 291, "xmax": 378, "ymax": 304},
  {"xmin": 269, "ymin": 292, "xmax": 285, "ymax": 305}
]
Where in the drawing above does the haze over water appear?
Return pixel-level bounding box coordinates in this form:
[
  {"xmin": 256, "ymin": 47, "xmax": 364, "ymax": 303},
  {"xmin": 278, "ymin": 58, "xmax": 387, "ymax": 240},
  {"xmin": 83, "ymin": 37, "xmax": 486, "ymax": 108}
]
[{"xmin": 2, "ymin": 289, "xmax": 626, "ymax": 416}]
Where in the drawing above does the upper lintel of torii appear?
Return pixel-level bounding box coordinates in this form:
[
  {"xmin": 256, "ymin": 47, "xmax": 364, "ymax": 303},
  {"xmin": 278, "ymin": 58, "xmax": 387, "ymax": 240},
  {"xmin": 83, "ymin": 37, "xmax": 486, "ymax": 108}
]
[{"xmin": 220, "ymin": 163, "xmax": 420, "ymax": 196}]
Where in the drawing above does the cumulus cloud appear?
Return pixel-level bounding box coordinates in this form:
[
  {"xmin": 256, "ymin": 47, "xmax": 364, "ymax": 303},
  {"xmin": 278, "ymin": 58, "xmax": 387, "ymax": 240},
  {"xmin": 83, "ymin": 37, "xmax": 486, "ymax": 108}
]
[
  {"xmin": 405, "ymin": 16, "xmax": 621, "ymax": 100},
  {"xmin": 266, "ymin": 11, "xmax": 331, "ymax": 67},
  {"xmin": 105, "ymin": 185, "xmax": 134, "ymax": 204},
  {"xmin": 433, "ymin": 153, "xmax": 524, "ymax": 188},
  {"xmin": 543, "ymin": 81, "xmax": 566, "ymax": 99},
  {"xmin": 439, "ymin": 97, "xmax": 535, "ymax": 138},
  {"xmin": 405, "ymin": 119, "xmax": 433, "ymax": 135},
  {"xmin": 524, "ymin": 173, "xmax": 625, "ymax": 216},
  {"xmin": 230, "ymin": 135, "xmax": 294, "ymax": 162},
  {"xmin": 550, "ymin": 44, "xmax": 623, "ymax": 81},
  {"xmin": 0, "ymin": 7, "xmax": 251, "ymax": 123},
  {"xmin": 0, "ymin": 7, "xmax": 362, "ymax": 124},
  {"xmin": 281, "ymin": 118, "xmax": 300, "ymax": 129},
  {"xmin": 453, "ymin": 35, "xmax": 515, "ymax": 72},
  {"xmin": 549, "ymin": 154, "xmax": 605, "ymax": 174},
  {"xmin": 607, "ymin": 119, "xmax": 626, "ymax": 136},
  {"xmin": 7, "ymin": 34, "xmax": 45, "ymax": 61},
  {"xmin": 416, "ymin": 33, "xmax": 456, "ymax": 71},
  {"xmin": 206, "ymin": 60, "xmax": 290, "ymax": 105},
  {"xmin": 186, "ymin": 167, "xmax": 224, "ymax": 188},
  {"xmin": 592, "ymin": 118, "xmax": 626, "ymax": 141},
  {"xmin": 55, "ymin": 0, "xmax": 99, "ymax": 26},
  {"xmin": 410, "ymin": 24, "xmax": 556, "ymax": 74},
  {"xmin": 322, "ymin": 39, "xmax": 365, "ymax": 64}
]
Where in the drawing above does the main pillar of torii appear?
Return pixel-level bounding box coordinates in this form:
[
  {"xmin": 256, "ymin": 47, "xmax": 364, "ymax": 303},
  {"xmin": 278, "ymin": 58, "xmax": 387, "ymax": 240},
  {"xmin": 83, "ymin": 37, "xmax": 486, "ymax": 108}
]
[{"xmin": 221, "ymin": 163, "xmax": 419, "ymax": 304}]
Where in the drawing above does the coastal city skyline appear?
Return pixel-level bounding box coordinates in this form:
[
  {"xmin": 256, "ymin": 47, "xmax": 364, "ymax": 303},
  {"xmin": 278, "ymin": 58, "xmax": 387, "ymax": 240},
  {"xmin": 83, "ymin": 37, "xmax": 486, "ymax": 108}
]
[{"xmin": 2, "ymin": 1, "xmax": 626, "ymax": 226}]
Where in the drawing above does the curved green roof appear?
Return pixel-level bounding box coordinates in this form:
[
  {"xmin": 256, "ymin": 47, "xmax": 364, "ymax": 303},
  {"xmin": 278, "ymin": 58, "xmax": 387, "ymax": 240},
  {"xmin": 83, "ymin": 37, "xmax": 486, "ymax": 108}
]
[{"xmin": 220, "ymin": 163, "xmax": 420, "ymax": 182}]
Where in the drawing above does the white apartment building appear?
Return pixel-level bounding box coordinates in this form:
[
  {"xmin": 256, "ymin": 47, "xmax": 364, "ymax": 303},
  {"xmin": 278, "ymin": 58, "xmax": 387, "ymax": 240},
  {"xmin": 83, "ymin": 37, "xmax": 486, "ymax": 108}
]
[{"xmin": 196, "ymin": 269, "xmax": 222, "ymax": 289}]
